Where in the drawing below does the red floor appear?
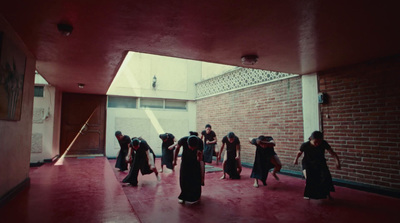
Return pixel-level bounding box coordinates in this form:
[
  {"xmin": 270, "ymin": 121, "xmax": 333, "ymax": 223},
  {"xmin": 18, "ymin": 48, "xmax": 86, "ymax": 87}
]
[
  {"xmin": 0, "ymin": 157, "xmax": 140, "ymax": 223},
  {"xmin": 1, "ymin": 157, "xmax": 399, "ymax": 223}
]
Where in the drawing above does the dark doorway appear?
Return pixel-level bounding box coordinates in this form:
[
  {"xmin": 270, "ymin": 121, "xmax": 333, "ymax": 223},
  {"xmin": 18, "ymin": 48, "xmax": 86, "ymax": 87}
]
[{"xmin": 60, "ymin": 93, "xmax": 106, "ymax": 156}]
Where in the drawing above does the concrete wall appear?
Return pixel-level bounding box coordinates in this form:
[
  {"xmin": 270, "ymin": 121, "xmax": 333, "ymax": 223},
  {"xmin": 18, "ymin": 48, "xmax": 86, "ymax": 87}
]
[
  {"xmin": 0, "ymin": 16, "xmax": 36, "ymax": 198},
  {"xmin": 106, "ymin": 101, "xmax": 197, "ymax": 157},
  {"xmin": 106, "ymin": 52, "xmax": 202, "ymax": 157},
  {"xmin": 31, "ymin": 84, "xmax": 60, "ymax": 163},
  {"xmin": 201, "ymin": 62, "xmax": 238, "ymax": 80},
  {"xmin": 108, "ymin": 52, "xmax": 201, "ymax": 100},
  {"xmin": 302, "ymin": 73, "xmax": 320, "ymax": 140}
]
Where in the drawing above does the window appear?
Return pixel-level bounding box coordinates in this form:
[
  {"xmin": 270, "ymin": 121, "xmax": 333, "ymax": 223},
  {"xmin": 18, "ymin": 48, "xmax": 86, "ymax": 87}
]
[
  {"xmin": 165, "ymin": 99, "xmax": 186, "ymax": 110},
  {"xmin": 108, "ymin": 96, "xmax": 137, "ymax": 108},
  {"xmin": 140, "ymin": 98, "xmax": 163, "ymax": 109},
  {"xmin": 34, "ymin": 86, "xmax": 44, "ymax": 97},
  {"xmin": 107, "ymin": 96, "xmax": 187, "ymax": 110}
]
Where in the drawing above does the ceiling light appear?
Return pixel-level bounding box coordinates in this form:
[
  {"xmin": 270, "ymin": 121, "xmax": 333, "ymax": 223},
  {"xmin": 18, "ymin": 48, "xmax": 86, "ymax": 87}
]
[
  {"xmin": 241, "ymin": 55, "xmax": 258, "ymax": 65},
  {"xmin": 57, "ymin": 22, "xmax": 73, "ymax": 36}
]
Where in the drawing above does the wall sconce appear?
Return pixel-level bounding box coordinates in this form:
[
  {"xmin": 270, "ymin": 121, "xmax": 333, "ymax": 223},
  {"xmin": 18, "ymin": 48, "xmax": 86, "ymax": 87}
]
[
  {"xmin": 152, "ymin": 75, "xmax": 157, "ymax": 89},
  {"xmin": 78, "ymin": 83, "xmax": 85, "ymax": 89},
  {"xmin": 318, "ymin": 92, "xmax": 328, "ymax": 104},
  {"xmin": 241, "ymin": 55, "xmax": 258, "ymax": 65}
]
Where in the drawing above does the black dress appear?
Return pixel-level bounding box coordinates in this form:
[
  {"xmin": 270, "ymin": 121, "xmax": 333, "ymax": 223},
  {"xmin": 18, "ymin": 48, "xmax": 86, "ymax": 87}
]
[
  {"xmin": 161, "ymin": 133, "xmax": 175, "ymax": 169},
  {"xmin": 300, "ymin": 140, "xmax": 335, "ymax": 199},
  {"xmin": 222, "ymin": 135, "xmax": 241, "ymax": 179},
  {"xmin": 122, "ymin": 140, "xmax": 155, "ymax": 186},
  {"xmin": 250, "ymin": 137, "xmax": 276, "ymax": 184},
  {"xmin": 201, "ymin": 130, "xmax": 216, "ymax": 163},
  {"xmin": 115, "ymin": 135, "xmax": 130, "ymax": 171},
  {"xmin": 178, "ymin": 136, "xmax": 203, "ymax": 202}
]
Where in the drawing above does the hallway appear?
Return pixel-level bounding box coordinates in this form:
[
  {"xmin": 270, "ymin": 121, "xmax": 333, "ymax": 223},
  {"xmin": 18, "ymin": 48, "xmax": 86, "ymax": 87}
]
[{"xmin": 1, "ymin": 157, "xmax": 399, "ymax": 223}]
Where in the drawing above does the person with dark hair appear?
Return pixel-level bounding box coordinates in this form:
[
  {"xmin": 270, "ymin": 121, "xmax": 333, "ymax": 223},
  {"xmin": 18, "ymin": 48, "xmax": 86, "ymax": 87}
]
[
  {"xmin": 115, "ymin": 131, "xmax": 130, "ymax": 171},
  {"xmin": 249, "ymin": 135, "xmax": 282, "ymax": 188},
  {"xmin": 159, "ymin": 133, "xmax": 176, "ymax": 173},
  {"xmin": 294, "ymin": 131, "xmax": 341, "ymax": 200},
  {"xmin": 189, "ymin": 131, "xmax": 199, "ymax": 136},
  {"xmin": 173, "ymin": 134, "xmax": 204, "ymax": 204},
  {"xmin": 201, "ymin": 124, "xmax": 218, "ymax": 164},
  {"xmin": 219, "ymin": 132, "xmax": 241, "ymax": 179},
  {"xmin": 122, "ymin": 137, "xmax": 160, "ymax": 186},
  {"xmin": 166, "ymin": 131, "xmax": 199, "ymax": 156}
]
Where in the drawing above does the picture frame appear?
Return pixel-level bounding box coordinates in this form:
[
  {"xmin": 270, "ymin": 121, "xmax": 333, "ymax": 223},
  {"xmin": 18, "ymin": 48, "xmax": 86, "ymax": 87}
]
[{"xmin": 0, "ymin": 32, "xmax": 27, "ymax": 121}]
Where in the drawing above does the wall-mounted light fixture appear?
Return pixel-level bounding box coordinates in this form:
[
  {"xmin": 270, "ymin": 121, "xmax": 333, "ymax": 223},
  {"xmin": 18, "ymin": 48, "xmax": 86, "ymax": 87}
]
[
  {"xmin": 241, "ymin": 55, "xmax": 258, "ymax": 65},
  {"xmin": 78, "ymin": 83, "xmax": 85, "ymax": 89},
  {"xmin": 318, "ymin": 92, "xmax": 328, "ymax": 104},
  {"xmin": 152, "ymin": 75, "xmax": 157, "ymax": 89},
  {"xmin": 57, "ymin": 22, "xmax": 73, "ymax": 36}
]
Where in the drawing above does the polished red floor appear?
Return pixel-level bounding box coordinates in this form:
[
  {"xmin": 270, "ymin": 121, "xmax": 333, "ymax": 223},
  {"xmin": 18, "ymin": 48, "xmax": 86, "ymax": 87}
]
[
  {"xmin": 0, "ymin": 157, "xmax": 140, "ymax": 223},
  {"xmin": 1, "ymin": 157, "xmax": 399, "ymax": 223}
]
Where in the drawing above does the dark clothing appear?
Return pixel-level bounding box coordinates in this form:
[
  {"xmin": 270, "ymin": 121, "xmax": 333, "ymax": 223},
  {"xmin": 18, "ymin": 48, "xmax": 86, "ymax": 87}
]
[
  {"xmin": 203, "ymin": 144, "xmax": 215, "ymax": 163},
  {"xmin": 122, "ymin": 140, "xmax": 155, "ymax": 185},
  {"xmin": 201, "ymin": 130, "xmax": 216, "ymax": 143},
  {"xmin": 201, "ymin": 130, "xmax": 216, "ymax": 163},
  {"xmin": 115, "ymin": 135, "xmax": 130, "ymax": 171},
  {"xmin": 300, "ymin": 140, "xmax": 335, "ymax": 199},
  {"xmin": 222, "ymin": 135, "xmax": 241, "ymax": 179},
  {"xmin": 178, "ymin": 136, "xmax": 203, "ymax": 202},
  {"xmin": 250, "ymin": 137, "xmax": 276, "ymax": 184},
  {"xmin": 161, "ymin": 133, "xmax": 175, "ymax": 169}
]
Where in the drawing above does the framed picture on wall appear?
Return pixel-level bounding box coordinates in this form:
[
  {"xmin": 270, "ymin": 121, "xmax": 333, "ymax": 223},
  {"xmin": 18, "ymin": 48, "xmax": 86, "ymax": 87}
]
[{"xmin": 0, "ymin": 32, "xmax": 27, "ymax": 121}]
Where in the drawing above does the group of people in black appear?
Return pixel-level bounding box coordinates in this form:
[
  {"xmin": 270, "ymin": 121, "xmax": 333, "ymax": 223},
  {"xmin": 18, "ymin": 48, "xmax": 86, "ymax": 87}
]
[{"xmin": 115, "ymin": 124, "xmax": 341, "ymax": 204}]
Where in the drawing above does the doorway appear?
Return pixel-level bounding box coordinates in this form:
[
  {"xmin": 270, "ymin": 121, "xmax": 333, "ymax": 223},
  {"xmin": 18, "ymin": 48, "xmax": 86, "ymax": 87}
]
[{"xmin": 60, "ymin": 93, "xmax": 106, "ymax": 156}]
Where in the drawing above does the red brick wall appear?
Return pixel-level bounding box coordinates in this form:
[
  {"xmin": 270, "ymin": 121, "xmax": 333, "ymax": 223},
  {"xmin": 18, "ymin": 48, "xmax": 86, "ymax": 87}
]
[
  {"xmin": 197, "ymin": 56, "xmax": 400, "ymax": 191},
  {"xmin": 319, "ymin": 56, "xmax": 400, "ymax": 190},
  {"xmin": 196, "ymin": 77, "xmax": 303, "ymax": 170}
]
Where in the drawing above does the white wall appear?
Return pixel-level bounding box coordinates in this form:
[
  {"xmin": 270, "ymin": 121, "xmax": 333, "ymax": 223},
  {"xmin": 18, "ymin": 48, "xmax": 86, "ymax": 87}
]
[
  {"xmin": 201, "ymin": 62, "xmax": 238, "ymax": 80},
  {"xmin": 107, "ymin": 52, "xmax": 201, "ymax": 100},
  {"xmin": 106, "ymin": 101, "xmax": 197, "ymax": 157},
  {"xmin": 31, "ymin": 84, "xmax": 57, "ymax": 163},
  {"xmin": 106, "ymin": 52, "xmax": 202, "ymax": 157}
]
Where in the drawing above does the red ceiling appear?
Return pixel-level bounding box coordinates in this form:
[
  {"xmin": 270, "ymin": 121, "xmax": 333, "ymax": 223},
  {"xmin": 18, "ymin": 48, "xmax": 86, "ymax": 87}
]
[{"xmin": 1, "ymin": 1, "xmax": 399, "ymax": 94}]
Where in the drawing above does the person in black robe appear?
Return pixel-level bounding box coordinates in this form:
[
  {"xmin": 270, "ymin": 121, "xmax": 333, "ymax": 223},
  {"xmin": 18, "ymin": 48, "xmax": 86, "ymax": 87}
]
[
  {"xmin": 122, "ymin": 138, "xmax": 160, "ymax": 186},
  {"xmin": 249, "ymin": 135, "xmax": 282, "ymax": 188},
  {"xmin": 174, "ymin": 134, "xmax": 204, "ymax": 204},
  {"xmin": 294, "ymin": 131, "xmax": 341, "ymax": 200},
  {"xmin": 115, "ymin": 131, "xmax": 130, "ymax": 171},
  {"xmin": 159, "ymin": 133, "xmax": 176, "ymax": 173},
  {"xmin": 201, "ymin": 124, "xmax": 218, "ymax": 164},
  {"xmin": 219, "ymin": 132, "xmax": 241, "ymax": 179}
]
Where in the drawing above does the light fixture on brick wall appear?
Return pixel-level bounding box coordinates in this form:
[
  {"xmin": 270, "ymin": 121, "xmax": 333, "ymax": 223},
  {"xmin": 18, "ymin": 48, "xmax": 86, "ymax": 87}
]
[{"xmin": 318, "ymin": 92, "xmax": 328, "ymax": 104}]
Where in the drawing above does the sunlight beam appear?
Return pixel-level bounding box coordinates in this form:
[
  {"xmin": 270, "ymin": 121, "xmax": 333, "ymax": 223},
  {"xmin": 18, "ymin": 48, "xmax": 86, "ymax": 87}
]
[{"xmin": 144, "ymin": 108, "xmax": 165, "ymax": 135}]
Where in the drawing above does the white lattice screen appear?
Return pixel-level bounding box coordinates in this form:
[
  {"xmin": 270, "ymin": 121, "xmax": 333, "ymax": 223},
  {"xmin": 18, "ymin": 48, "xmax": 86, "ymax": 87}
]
[{"xmin": 196, "ymin": 68, "xmax": 298, "ymax": 98}]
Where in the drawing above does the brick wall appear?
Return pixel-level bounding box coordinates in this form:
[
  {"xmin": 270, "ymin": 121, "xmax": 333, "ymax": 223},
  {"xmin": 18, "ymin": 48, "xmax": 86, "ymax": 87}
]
[
  {"xmin": 319, "ymin": 56, "xmax": 400, "ymax": 190},
  {"xmin": 197, "ymin": 56, "xmax": 400, "ymax": 192},
  {"xmin": 196, "ymin": 76, "xmax": 303, "ymax": 170}
]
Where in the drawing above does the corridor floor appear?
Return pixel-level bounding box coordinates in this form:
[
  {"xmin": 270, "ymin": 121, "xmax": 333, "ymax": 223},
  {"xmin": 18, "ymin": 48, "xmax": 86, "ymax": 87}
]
[{"xmin": 1, "ymin": 156, "xmax": 399, "ymax": 223}]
